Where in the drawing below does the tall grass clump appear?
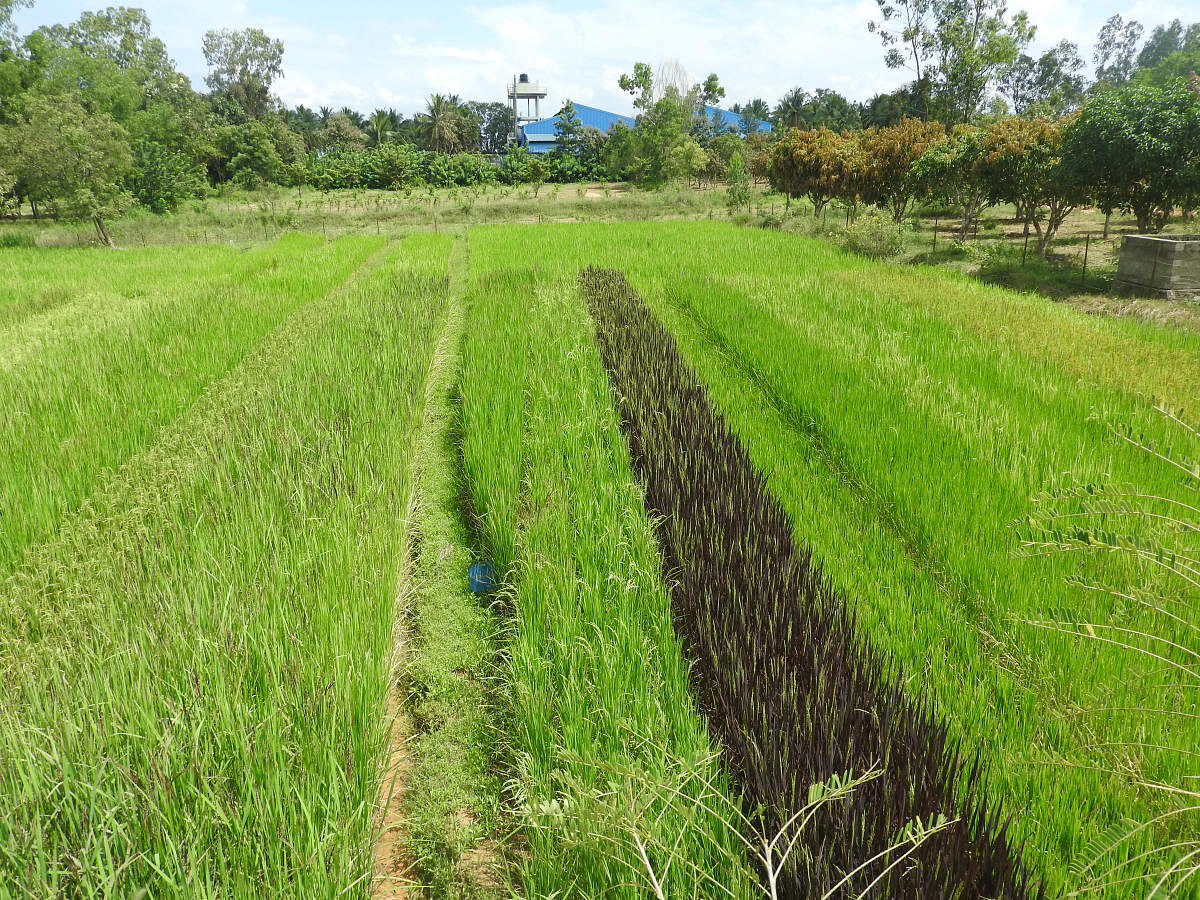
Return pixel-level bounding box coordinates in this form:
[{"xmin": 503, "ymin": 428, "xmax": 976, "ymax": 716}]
[
  {"xmin": 582, "ymin": 266, "xmax": 1039, "ymax": 898},
  {"xmin": 0, "ymin": 235, "xmax": 451, "ymax": 896},
  {"xmin": 457, "ymin": 253, "xmax": 759, "ymax": 896}
]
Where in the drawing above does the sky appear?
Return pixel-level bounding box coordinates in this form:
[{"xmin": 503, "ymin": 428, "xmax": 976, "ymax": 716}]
[{"xmin": 13, "ymin": 0, "xmax": 1200, "ymax": 117}]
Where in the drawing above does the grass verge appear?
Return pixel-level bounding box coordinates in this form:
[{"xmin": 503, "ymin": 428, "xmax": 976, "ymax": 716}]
[{"xmin": 382, "ymin": 233, "xmax": 508, "ymax": 897}]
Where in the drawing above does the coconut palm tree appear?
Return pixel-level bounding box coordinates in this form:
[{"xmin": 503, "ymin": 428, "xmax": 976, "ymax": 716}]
[
  {"xmin": 774, "ymin": 87, "xmax": 810, "ymax": 131},
  {"xmin": 419, "ymin": 94, "xmax": 463, "ymax": 153},
  {"xmin": 367, "ymin": 108, "xmax": 394, "ymax": 146}
]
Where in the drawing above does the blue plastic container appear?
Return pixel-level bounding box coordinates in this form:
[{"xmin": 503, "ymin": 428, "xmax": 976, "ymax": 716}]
[{"xmin": 469, "ymin": 562, "xmax": 497, "ymax": 594}]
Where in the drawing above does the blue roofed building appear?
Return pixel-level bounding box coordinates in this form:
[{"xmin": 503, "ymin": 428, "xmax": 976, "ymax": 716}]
[
  {"xmin": 520, "ymin": 104, "xmax": 636, "ymax": 153},
  {"xmin": 518, "ymin": 102, "xmax": 770, "ymax": 153}
]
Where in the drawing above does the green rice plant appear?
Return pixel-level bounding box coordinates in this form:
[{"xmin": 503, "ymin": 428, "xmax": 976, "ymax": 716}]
[
  {"xmin": 0, "ymin": 235, "xmax": 452, "ymax": 896},
  {"xmin": 457, "ymin": 246, "xmax": 759, "ymax": 897},
  {"xmin": 0, "ymin": 234, "xmax": 382, "ymax": 578},
  {"xmin": 1020, "ymin": 404, "xmax": 1200, "ymax": 898}
]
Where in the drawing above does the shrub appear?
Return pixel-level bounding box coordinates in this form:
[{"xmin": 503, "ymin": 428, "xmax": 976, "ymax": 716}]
[{"xmin": 840, "ymin": 211, "xmax": 908, "ymax": 259}]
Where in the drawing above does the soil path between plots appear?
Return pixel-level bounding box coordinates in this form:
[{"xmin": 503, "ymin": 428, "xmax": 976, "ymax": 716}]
[
  {"xmin": 372, "ymin": 232, "xmax": 506, "ymax": 898},
  {"xmin": 373, "ymin": 689, "xmax": 417, "ymax": 897}
]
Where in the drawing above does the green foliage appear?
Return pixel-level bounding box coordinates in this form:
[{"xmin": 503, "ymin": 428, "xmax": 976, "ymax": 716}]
[
  {"xmin": 618, "ymin": 61, "xmax": 655, "ymax": 111},
  {"xmin": 1093, "ymin": 14, "xmax": 1144, "ymax": 86},
  {"xmin": 839, "ymin": 210, "xmax": 908, "ymax": 258},
  {"xmin": 128, "ymin": 138, "xmax": 206, "ymax": 213},
  {"xmin": 664, "ymin": 135, "xmax": 706, "ymax": 186},
  {"xmin": 868, "ymin": 0, "xmax": 1033, "ymax": 123},
  {"xmin": 725, "ymin": 152, "xmax": 751, "ymax": 213},
  {"xmin": 0, "ymin": 93, "xmax": 133, "ymax": 242},
  {"xmin": 1062, "ymin": 79, "xmax": 1200, "ymax": 232},
  {"xmin": 553, "ymin": 98, "xmax": 583, "ymax": 155},
  {"xmin": 371, "ymin": 141, "xmax": 424, "ymax": 188},
  {"xmin": 981, "ymin": 116, "xmax": 1080, "ymax": 254},
  {"xmin": 502, "ymin": 143, "xmax": 534, "ymax": 185},
  {"xmin": 202, "ymin": 27, "xmax": 283, "ymax": 118},
  {"xmin": 767, "ymin": 127, "xmax": 853, "ymax": 213},
  {"xmin": 999, "ymin": 40, "xmax": 1086, "ymax": 115},
  {"xmin": 212, "ymin": 119, "xmax": 286, "ymax": 188},
  {"xmin": 908, "ymin": 124, "xmax": 989, "ymax": 238},
  {"xmin": 774, "ymin": 86, "xmax": 861, "ymax": 130},
  {"xmin": 418, "ymin": 93, "xmax": 477, "ymax": 153},
  {"xmin": 467, "ymin": 100, "xmax": 515, "ymax": 154}
]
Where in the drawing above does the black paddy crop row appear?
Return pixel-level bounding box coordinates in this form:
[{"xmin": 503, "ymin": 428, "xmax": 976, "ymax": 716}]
[{"xmin": 581, "ymin": 266, "xmax": 1042, "ymax": 899}]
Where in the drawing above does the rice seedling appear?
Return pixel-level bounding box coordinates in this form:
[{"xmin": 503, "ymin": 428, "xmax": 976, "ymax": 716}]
[
  {"xmin": 5, "ymin": 217, "xmax": 1197, "ymax": 897},
  {"xmin": 0, "ymin": 235, "xmax": 451, "ymax": 896},
  {"xmin": 386, "ymin": 236, "xmax": 509, "ymax": 895}
]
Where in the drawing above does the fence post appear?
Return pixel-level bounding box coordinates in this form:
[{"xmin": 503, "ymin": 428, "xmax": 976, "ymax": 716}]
[
  {"xmin": 933, "ymin": 217, "xmax": 938, "ymax": 254},
  {"xmin": 1021, "ymin": 220, "xmax": 1029, "ymax": 265},
  {"xmin": 1081, "ymin": 232, "xmax": 1091, "ymax": 285}
]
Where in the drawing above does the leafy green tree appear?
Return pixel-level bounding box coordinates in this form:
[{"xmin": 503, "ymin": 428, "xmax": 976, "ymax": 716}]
[
  {"xmin": 1000, "ymin": 40, "xmax": 1085, "ymax": 115},
  {"xmin": 0, "ymin": 164, "xmax": 16, "ymax": 216},
  {"xmin": 38, "ymin": 7, "xmax": 179, "ymax": 96},
  {"xmin": 128, "ymin": 139, "xmax": 205, "ymax": 213},
  {"xmin": 932, "ymin": 0, "xmax": 1033, "ymax": 122},
  {"xmin": 908, "ymin": 124, "xmax": 989, "ymax": 238},
  {"xmin": 630, "ymin": 94, "xmax": 689, "ymax": 184},
  {"xmin": 1133, "ymin": 45, "xmax": 1200, "ymax": 90},
  {"xmin": 857, "ymin": 117, "xmax": 946, "ymax": 220},
  {"xmin": 618, "ymin": 62, "xmax": 655, "ymax": 111},
  {"xmin": 731, "ymin": 98, "xmax": 770, "ymax": 134},
  {"xmin": 980, "ymin": 116, "xmax": 1080, "ymax": 255},
  {"xmin": 554, "ymin": 99, "xmax": 583, "ymax": 155},
  {"xmin": 726, "ymin": 152, "xmax": 751, "ymax": 213},
  {"xmin": 869, "ymin": 0, "xmax": 937, "ymax": 80},
  {"xmin": 371, "ymin": 142, "xmax": 424, "ymax": 188},
  {"xmin": 1136, "ymin": 19, "xmax": 1196, "ymax": 71},
  {"xmin": 502, "ymin": 143, "xmax": 534, "ymax": 184},
  {"xmin": 527, "ymin": 155, "xmax": 548, "ymax": 196},
  {"xmin": 202, "ymin": 27, "xmax": 283, "ymax": 118},
  {"xmin": 467, "ymin": 100, "xmax": 515, "ymax": 153},
  {"xmin": 773, "ymin": 87, "xmax": 860, "ymax": 130},
  {"xmin": 1093, "ymin": 15, "xmax": 1144, "ymax": 86},
  {"xmin": 366, "ymin": 108, "xmax": 395, "ymax": 146},
  {"xmin": 699, "ymin": 73, "xmax": 725, "ymax": 106},
  {"xmin": 767, "ymin": 127, "xmax": 853, "ymax": 214},
  {"xmin": 419, "ymin": 94, "xmax": 466, "ymax": 152},
  {"xmin": 664, "ymin": 136, "xmax": 706, "ymax": 186},
  {"xmin": 0, "ymin": 0, "xmax": 31, "ymax": 48},
  {"xmin": 1062, "ymin": 79, "xmax": 1200, "ymax": 233},
  {"xmin": 1, "ymin": 93, "xmax": 132, "ymax": 243},
  {"xmin": 211, "ymin": 119, "xmax": 286, "ymax": 187},
  {"xmin": 313, "ymin": 112, "xmax": 367, "ymax": 151},
  {"xmin": 868, "ymin": 0, "xmax": 1032, "ymax": 123}
]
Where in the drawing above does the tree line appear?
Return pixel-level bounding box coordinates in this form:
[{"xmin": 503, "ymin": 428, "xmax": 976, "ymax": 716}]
[
  {"xmin": 760, "ymin": 1, "xmax": 1200, "ymax": 246},
  {"xmin": 1, "ymin": 0, "xmax": 1198, "ymax": 244}
]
